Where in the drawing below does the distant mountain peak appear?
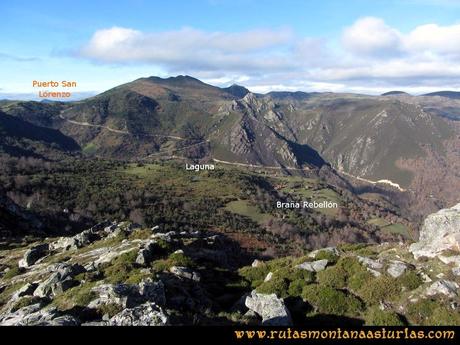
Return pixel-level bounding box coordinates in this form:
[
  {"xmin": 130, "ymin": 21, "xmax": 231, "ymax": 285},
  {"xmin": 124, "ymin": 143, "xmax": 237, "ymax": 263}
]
[
  {"xmin": 381, "ymin": 91, "xmax": 410, "ymax": 96},
  {"xmin": 145, "ymin": 75, "xmax": 206, "ymax": 87},
  {"xmin": 222, "ymin": 84, "xmax": 250, "ymax": 98},
  {"xmin": 422, "ymin": 91, "xmax": 460, "ymax": 99}
]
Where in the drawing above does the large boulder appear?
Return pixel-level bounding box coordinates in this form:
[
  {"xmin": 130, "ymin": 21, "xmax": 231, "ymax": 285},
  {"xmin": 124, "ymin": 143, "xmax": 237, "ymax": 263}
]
[
  {"xmin": 135, "ymin": 241, "xmax": 157, "ymax": 266},
  {"xmin": 245, "ymin": 291, "xmax": 292, "ymax": 326},
  {"xmin": 51, "ymin": 229, "xmax": 97, "ymax": 251},
  {"xmin": 295, "ymin": 259, "xmax": 328, "ymax": 272},
  {"xmin": 425, "ymin": 280, "xmax": 459, "ymax": 298},
  {"xmin": 410, "ymin": 203, "xmax": 460, "ymax": 259},
  {"xmin": 33, "ymin": 263, "xmax": 84, "ymax": 298},
  {"xmin": 0, "ymin": 304, "xmax": 79, "ymax": 326},
  {"xmin": 88, "ymin": 280, "xmax": 166, "ymax": 309},
  {"xmin": 18, "ymin": 244, "xmax": 49, "ymax": 268},
  {"xmin": 387, "ymin": 260, "xmax": 408, "ymax": 278},
  {"xmin": 108, "ymin": 302, "xmax": 169, "ymax": 326}
]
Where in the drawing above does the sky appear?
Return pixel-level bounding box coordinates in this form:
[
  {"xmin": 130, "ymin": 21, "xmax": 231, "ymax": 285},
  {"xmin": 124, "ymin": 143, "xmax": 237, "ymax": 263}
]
[{"xmin": 1, "ymin": 0, "xmax": 460, "ymax": 99}]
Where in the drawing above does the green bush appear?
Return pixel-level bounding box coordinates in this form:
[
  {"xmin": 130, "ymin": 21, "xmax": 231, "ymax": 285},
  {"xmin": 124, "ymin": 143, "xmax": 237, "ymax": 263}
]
[
  {"xmin": 406, "ymin": 299, "xmax": 460, "ymax": 325},
  {"xmin": 288, "ymin": 279, "xmax": 308, "ymax": 297},
  {"xmin": 256, "ymin": 276, "xmax": 290, "ymax": 298},
  {"xmin": 364, "ymin": 306, "xmax": 405, "ymax": 326},
  {"xmin": 273, "ymin": 267, "xmax": 315, "ymax": 283},
  {"xmin": 238, "ymin": 266, "xmax": 270, "ymax": 288},
  {"xmin": 316, "ymin": 266, "xmax": 347, "ymax": 289},
  {"xmin": 313, "ymin": 250, "xmax": 339, "ymax": 264},
  {"xmin": 396, "ymin": 271, "xmax": 423, "ymax": 291},
  {"xmin": 302, "ymin": 285, "xmax": 363, "ymax": 316},
  {"xmin": 102, "ymin": 250, "xmax": 138, "ymax": 284},
  {"xmin": 347, "ymin": 270, "xmax": 374, "ymax": 292},
  {"xmin": 357, "ymin": 276, "xmax": 401, "ymax": 304}
]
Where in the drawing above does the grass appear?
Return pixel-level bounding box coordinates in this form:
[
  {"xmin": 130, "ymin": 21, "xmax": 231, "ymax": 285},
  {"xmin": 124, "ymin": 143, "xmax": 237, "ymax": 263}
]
[
  {"xmin": 381, "ymin": 223, "xmax": 410, "ymax": 238},
  {"xmin": 225, "ymin": 200, "xmax": 273, "ymax": 224},
  {"xmin": 52, "ymin": 282, "xmax": 97, "ymax": 310},
  {"xmin": 82, "ymin": 143, "xmax": 97, "ymax": 155}
]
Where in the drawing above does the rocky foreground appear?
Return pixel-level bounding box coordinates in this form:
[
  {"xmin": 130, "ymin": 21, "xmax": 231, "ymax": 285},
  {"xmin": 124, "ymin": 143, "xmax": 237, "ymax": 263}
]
[{"xmin": 0, "ymin": 203, "xmax": 459, "ymax": 326}]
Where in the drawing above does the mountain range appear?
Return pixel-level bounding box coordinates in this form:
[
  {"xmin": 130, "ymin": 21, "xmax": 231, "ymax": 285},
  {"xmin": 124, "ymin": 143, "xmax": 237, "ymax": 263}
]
[{"xmin": 1, "ymin": 75, "xmax": 459, "ymax": 216}]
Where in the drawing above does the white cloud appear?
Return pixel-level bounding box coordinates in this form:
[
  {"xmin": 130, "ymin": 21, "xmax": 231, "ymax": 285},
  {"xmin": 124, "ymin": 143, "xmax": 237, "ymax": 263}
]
[
  {"xmin": 80, "ymin": 26, "xmax": 295, "ymax": 73},
  {"xmin": 77, "ymin": 19, "xmax": 460, "ymax": 94},
  {"xmin": 342, "ymin": 17, "xmax": 402, "ymax": 57}
]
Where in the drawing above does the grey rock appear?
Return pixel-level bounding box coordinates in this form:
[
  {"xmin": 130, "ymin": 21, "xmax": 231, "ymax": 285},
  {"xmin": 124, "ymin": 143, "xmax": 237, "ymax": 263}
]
[
  {"xmin": 387, "ymin": 260, "xmax": 408, "ymax": 278},
  {"xmin": 51, "ymin": 229, "xmax": 96, "ymax": 251},
  {"xmin": 169, "ymin": 266, "xmax": 201, "ymax": 282},
  {"xmin": 264, "ymin": 272, "xmax": 273, "ymax": 282},
  {"xmin": 296, "ymin": 259, "xmax": 328, "ymax": 272},
  {"xmin": 109, "ymin": 302, "xmax": 169, "ymax": 326},
  {"xmin": 308, "ymin": 247, "xmax": 339, "ymax": 258},
  {"xmin": 357, "ymin": 256, "xmax": 384, "ymax": 270},
  {"xmin": 425, "ymin": 280, "xmax": 459, "ymax": 298},
  {"xmin": 410, "ymin": 203, "xmax": 460, "ymax": 259},
  {"xmin": 135, "ymin": 241, "xmax": 156, "ymax": 266},
  {"xmin": 0, "ymin": 304, "xmax": 79, "ymax": 326},
  {"xmin": 452, "ymin": 267, "xmax": 460, "ymax": 276},
  {"xmin": 89, "ymin": 280, "xmax": 165, "ymax": 309},
  {"xmin": 151, "ymin": 231, "xmax": 176, "ymax": 242},
  {"xmin": 89, "ymin": 284, "xmax": 139, "ymax": 309},
  {"xmin": 33, "ymin": 264, "xmax": 84, "ymax": 298},
  {"xmin": 251, "ymin": 259, "xmax": 264, "ymax": 268},
  {"xmin": 18, "ymin": 244, "xmax": 49, "ymax": 268},
  {"xmin": 245, "ymin": 290, "xmax": 292, "ymax": 326},
  {"xmin": 367, "ymin": 268, "xmax": 382, "ymax": 277}
]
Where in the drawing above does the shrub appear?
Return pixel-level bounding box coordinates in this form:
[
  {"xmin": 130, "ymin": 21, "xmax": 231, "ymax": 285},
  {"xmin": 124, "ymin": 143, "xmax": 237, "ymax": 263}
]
[
  {"xmin": 314, "ymin": 250, "xmax": 339, "ymax": 264},
  {"xmin": 102, "ymin": 250, "xmax": 138, "ymax": 284},
  {"xmin": 256, "ymin": 276, "xmax": 290, "ymax": 298},
  {"xmin": 316, "ymin": 266, "xmax": 347, "ymax": 289},
  {"xmin": 347, "ymin": 270, "xmax": 374, "ymax": 292},
  {"xmin": 273, "ymin": 267, "xmax": 315, "ymax": 283},
  {"xmin": 288, "ymin": 279, "xmax": 308, "ymax": 297},
  {"xmin": 396, "ymin": 271, "xmax": 423, "ymax": 291},
  {"xmin": 152, "ymin": 252, "xmax": 195, "ymax": 273},
  {"xmin": 357, "ymin": 276, "xmax": 401, "ymax": 305},
  {"xmin": 238, "ymin": 266, "xmax": 270, "ymax": 288},
  {"xmin": 364, "ymin": 306, "xmax": 405, "ymax": 326},
  {"xmin": 406, "ymin": 299, "xmax": 436, "ymax": 325},
  {"xmin": 430, "ymin": 306, "xmax": 460, "ymax": 326},
  {"xmin": 302, "ymin": 285, "xmax": 363, "ymax": 316}
]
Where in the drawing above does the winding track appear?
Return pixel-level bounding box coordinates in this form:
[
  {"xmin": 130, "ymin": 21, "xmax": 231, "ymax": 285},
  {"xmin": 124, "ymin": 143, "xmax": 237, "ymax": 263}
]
[{"xmin": 59, "ymin": 114, "xmax": 405, "ymax": 191}]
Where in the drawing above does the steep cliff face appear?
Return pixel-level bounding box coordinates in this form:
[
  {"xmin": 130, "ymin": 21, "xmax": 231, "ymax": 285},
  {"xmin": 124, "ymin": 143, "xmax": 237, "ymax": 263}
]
[{"xmin": 410, "ymin": 203, "xmax": 460, "ymax": 259}]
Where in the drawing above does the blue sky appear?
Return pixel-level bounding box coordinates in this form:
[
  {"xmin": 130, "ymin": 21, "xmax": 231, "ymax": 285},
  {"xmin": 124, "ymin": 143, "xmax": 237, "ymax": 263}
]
[{"xmin": 1, "ymin": 0, "xmax": 460, "ymax": 99}]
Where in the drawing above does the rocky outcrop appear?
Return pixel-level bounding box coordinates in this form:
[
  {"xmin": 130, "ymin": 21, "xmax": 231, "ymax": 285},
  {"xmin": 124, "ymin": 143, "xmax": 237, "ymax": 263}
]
[
  {"xmin": 169, "ymin": 266, "xmax": 201, "ymax": 282},
  {"xmin": 308, "ymin": 247, "xmax": 340, "ymax": 258},
  {"xmin": 387, "ymin": 260, "xmax": 408, "ymax": 278},
  {"xmin": 136, "ymin": 241, "xmax": 157, "ymax": 266},
  {"xmin": 425, "ymin": 280, "xmax": 459, "ymax": 298},
  {"xmin": 245, "ymin": 291, "xmax": 292, "ymax": 326},
  {"xmin": 0, "ymin": 304, "xmax": 79, "ymax": 326},
  {"xmin": 108, "ymin": 302, "xmax": 169, "ymax": 326},
  {"xmin": 33, "ymin": 263, "xmax": 84, "ymax": 298},
  {"xmin": 410, "ymin": 203, "xmax": 460, "ymax": 259},
  {"xmin": 18, "ymin": 244, "xmax": 49, "ymax": 268},
  {"xmin": 295, "ymin": 259, "xmax": 328, "ymax": 272}
]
